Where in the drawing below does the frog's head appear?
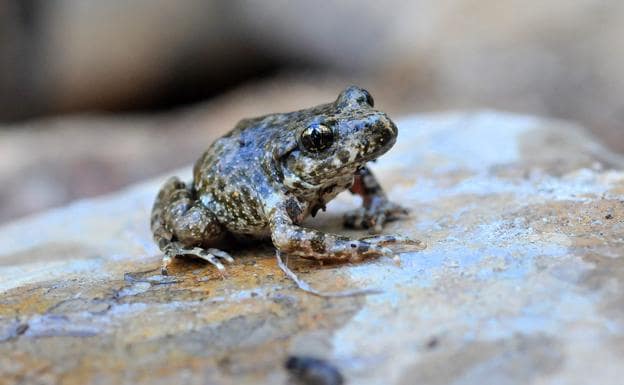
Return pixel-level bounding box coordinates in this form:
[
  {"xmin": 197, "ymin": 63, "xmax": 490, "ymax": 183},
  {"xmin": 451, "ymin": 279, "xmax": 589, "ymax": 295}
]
[{"xmin": 276, "ymin": 86, "xmax": 397, "ymax": 191}]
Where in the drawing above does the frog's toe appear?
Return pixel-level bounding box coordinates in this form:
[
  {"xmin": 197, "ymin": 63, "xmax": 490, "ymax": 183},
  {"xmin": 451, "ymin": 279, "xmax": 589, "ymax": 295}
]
[
  {"xmin": 197, "ymin": 253, "xmax": 225, "ymax": 271},
  {"xmin": 361, "ymin": 235, "xmax": 427, "ymax": 255},
  {"xmin": 369, "ymin": 203, "xmax": 410, "ymax": 233},
  {"xmin": 370, "ymin": 212, "xmax": 385, "ymax": 234},
  {"xmin": 344, "ymin": 203, "xmax": 410, "ymax": 233},
  {"xmin": 343, "ymin": 208, "xmax": 378, "ymax": 230},
  {"xmin": 207, "ymin": 248, "xmax": 234, "ymax": 263},
  {"xmin": 361, "ymin": 234, "xmax": 397, "ymax": 246},
  {"xmin": 161, "ymin": 254, "xmax": 173, "ymax": 276},
  {"xmin": 162, "ymin": 244, "xmax": 235, "ymax": 273},
  {"xmin": 369, "ymin": 245, "xmax": 399, "ymax": 264},
  {"xmin": 359, "ymin": 234, "xmax": 416, "ymax": 246},
  {"xmin": 189, "ymin": 247, "xmax": 235, "ymax": 271},
  {"xmin": 343, "ymin": 207, "xmax": 367, "ymax": 229},
  {"xmin": 378, "ymin": 202, "xmax": 410, "ymax": 220}
]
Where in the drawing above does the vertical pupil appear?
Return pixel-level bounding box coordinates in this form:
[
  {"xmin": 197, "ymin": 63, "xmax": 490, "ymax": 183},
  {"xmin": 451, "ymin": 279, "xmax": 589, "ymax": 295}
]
[{"xmin": 311, "ymin": 128, "xmax": 322, "ymax": 146}]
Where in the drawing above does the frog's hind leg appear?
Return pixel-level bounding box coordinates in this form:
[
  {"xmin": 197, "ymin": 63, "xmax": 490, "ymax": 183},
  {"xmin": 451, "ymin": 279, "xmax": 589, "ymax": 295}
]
[{"xmin": 151, "ymin": 177, "xmax": 230, "ymax": 275}]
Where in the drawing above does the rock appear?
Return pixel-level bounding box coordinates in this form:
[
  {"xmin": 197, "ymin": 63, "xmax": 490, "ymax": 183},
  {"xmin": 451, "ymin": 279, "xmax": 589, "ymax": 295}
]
[{"xmin": 1, "ymin": 111, "xmax": 623, "ymax": 384}]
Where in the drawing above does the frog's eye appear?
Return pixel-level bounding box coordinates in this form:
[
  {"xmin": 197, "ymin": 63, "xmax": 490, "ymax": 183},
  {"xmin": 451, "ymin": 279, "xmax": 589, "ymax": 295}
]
[
  {"xmin": 336, "ymin": 86, "xmax": 375, "ymax": 109},
  {"xmin": 300, "ymin": 124, "xmax": 334, "ymax": 152}
]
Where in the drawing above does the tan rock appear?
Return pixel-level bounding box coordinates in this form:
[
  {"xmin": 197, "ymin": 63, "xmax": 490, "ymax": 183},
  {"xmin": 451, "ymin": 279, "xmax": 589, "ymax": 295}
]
[{"xmin": 0, "ymin": 112, "xmax": 623, "ymax": 384}]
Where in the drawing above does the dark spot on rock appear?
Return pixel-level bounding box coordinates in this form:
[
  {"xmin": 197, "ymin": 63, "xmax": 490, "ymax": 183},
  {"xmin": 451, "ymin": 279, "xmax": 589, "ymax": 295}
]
[
  {"xmin": 605, "ymin": 214, "xmax": 613, "ymax": 219},
  {"xmin": 285, "ymin": 355, "xmax": 344, "ymax": 385},
  {"xmin": 15, "ymin": 323, "xmax": 29, "ymax": 335},
  {"xmin": 426, "ymin": 336, "xmax": 439, "ymax": 349}
]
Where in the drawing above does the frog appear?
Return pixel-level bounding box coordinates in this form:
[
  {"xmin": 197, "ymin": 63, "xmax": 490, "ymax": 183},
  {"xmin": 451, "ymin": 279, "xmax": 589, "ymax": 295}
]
[{"xmin": 151, "ymin": 86, "xmax": 414, "ymax": 275}]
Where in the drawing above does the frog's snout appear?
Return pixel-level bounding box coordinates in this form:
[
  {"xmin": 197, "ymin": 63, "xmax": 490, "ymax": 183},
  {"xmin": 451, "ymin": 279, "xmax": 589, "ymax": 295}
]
[
  {"xmin": 352, "ymin": 114, "xmax": 397, "ymax": 163},
  {"xmin": 382, "ymin": 116, "xmax": 398, "ymax": 141},
  {"xmin": 371, "ymin": 115, "xmax": 397, "ymax": 152}
]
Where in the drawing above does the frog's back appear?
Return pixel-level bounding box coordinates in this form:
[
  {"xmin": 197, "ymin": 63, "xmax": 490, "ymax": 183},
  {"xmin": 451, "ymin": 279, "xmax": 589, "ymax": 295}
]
[{"xmin": 191, "ymin": 113, "xmax": 289, "ymax": 235}]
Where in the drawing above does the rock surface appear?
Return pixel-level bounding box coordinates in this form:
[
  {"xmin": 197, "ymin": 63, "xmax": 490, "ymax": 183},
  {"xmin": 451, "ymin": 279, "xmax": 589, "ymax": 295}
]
[{"xmin": 1, "ymin": 111, "xmax": 623, "ymax": 385}]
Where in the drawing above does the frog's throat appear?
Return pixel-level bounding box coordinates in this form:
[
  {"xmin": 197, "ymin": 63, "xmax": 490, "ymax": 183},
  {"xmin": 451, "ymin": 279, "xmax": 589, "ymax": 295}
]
[
  {"xmin": 279, "ymin": 159, "xmax": 359, "ymax": 196},
  {"xmin": 281, "ymin": 162, "xmax": 323, "ymax": 191}
]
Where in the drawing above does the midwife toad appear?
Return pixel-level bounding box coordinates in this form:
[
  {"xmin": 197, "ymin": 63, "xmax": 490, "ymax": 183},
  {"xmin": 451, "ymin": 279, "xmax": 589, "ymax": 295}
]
[{"xmin": 151, "ymin": 86, "xmax": 413, "ymax": 274}]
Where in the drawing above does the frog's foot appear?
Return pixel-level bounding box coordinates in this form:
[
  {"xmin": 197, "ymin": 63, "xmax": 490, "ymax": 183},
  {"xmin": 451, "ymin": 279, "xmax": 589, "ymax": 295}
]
[
  {"xmin": 359, "ymin": 234, "xmax": 426, "ymax": 262},
  {"xmin": 344, "ymin": 201, "xmax": 410, "ymax": 234},
  {"xmin": 161, "ymin": 243, "xmax": 234, "ymax": 275}
]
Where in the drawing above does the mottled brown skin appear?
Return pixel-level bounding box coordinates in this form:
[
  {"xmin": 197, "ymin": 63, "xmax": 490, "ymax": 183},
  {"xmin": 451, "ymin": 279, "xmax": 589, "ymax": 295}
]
[{"xmin": 151, "ymin": 86, "xmax": 410, "ymax": 274}]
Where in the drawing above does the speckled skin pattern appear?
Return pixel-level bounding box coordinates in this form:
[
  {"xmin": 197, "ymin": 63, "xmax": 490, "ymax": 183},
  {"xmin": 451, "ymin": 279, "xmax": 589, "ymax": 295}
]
[{"xmin": 151, "ymin": 86, "xmax": 410, "ymax": 274}]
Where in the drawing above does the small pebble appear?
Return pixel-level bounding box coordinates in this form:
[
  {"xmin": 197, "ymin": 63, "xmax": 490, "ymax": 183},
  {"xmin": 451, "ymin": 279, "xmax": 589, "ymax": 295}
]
[
  {"xmin": 285, "ymin": 355, "xmax": 344, "ymax": 385},
  {"xmin": 426, "ymin": 336, "xmax": 439, "ymax": 349}
]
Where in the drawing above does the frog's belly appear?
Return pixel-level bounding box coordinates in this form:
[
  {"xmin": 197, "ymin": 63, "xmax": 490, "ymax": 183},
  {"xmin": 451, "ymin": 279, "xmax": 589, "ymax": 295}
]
[
  {"xmin": 199, "ymin": 193, "xmax": 269, "ymax": 236},
  {"xmin": 226, "ymin": 221, "xmax": 271, "ymax": 238}
]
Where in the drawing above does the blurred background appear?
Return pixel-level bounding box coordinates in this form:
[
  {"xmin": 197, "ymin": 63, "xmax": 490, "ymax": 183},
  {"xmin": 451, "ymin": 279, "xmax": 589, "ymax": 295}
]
[{"xmin": 1, "ymin": 0, "xmax": 623, "ymax": 224}]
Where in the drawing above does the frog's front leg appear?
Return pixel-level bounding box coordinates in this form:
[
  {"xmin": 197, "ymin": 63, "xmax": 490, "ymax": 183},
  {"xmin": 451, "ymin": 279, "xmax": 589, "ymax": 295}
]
[
  {"xmin": 151, "ymin": 177, "xmax": 233, "ymax": 274},
  {"xmin": 344, "ymin": 166, "xmax": 409, "ymax": 234},
  {"xmin": 269, "ymin": 203, "xmax": 395, "ymax": 263}
]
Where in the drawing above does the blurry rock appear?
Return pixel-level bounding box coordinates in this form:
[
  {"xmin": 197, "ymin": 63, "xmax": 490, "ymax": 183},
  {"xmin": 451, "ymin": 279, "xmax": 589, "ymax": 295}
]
[
  {"xmin": 1, "ymin": 111, "xmax": 623, "ymax": 384},
  {"xmin": 0, "ymin": 0, "xmax": 276, "ymax": 119},
  {"xmin": 2, "ymin": 0, "xmax": 624, "ymax": 156}
]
